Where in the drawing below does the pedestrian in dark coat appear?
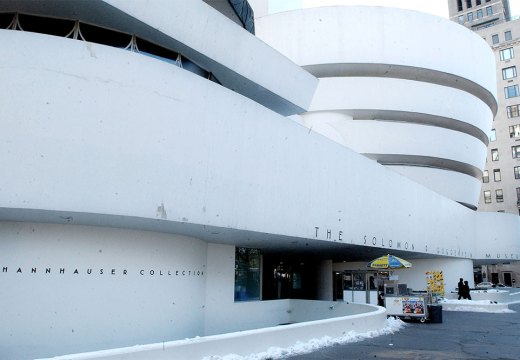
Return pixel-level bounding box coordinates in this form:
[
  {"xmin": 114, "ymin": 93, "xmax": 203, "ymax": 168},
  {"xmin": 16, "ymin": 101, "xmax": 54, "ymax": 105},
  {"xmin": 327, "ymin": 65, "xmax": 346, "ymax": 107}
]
[
  {"xmin": 457, "ymin": 278, "xmax": 464, "ymax": 300},
  {"xmin": 462, "ymin": 280, "xmax": 472, "ymax": 300}
]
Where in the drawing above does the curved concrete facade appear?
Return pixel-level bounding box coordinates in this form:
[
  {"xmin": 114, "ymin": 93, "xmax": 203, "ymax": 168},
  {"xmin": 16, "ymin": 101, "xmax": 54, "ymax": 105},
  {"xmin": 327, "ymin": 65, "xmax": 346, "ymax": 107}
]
[
  {"xmin": 256, "ymin": 6, "xmax": 497, "ymax": 208},
  {"xmin": 1, "ymin": 3, "xmax": 520, "ymax": 359}
]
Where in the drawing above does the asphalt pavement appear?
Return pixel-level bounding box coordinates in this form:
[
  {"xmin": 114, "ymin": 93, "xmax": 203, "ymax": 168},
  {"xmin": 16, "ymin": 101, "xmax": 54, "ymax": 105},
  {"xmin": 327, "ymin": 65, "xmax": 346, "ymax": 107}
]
[{"xmin": 285, "ymin": 303, "xmax": 520, "ymax": 360}]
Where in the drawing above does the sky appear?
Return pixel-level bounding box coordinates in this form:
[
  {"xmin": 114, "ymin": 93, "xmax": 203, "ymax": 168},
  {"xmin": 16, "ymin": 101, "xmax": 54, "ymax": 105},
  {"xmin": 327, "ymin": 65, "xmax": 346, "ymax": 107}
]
[{"xmin": 268, "ymin": 0, "xmax": 520, "ymax": 18}]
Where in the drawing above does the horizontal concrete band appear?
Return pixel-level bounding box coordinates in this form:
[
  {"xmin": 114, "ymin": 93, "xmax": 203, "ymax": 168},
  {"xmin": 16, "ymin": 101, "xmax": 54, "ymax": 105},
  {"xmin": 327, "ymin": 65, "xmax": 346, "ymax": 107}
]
[
  {"xmin": 308, "ymin": 77, "xmax": 493, "ymax": 145},
  {"xmin": 301, "ymin": 113, "xmax": 487, "ymax": 175},
  {"xmin": 304, "ymin": 64, "xmax": 497, "ymax": 116},
  {"xmin": 255, "ymin": 6, "xmax": 497, "ymax": 113},
  {"xmin": 385, "ymin": 165, "xmax": 483, "ymax": 209},
  {"xmin": 366, "ymin": 154, "xmax": 483, "ymax": 179}
]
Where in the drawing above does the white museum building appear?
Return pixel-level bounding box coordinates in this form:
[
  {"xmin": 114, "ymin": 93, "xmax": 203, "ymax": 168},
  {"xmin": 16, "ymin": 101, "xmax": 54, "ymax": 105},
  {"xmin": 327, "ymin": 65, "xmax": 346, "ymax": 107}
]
[{"xmin": 0, "ymin": 1, "xmax": 519, "ymax": 359}]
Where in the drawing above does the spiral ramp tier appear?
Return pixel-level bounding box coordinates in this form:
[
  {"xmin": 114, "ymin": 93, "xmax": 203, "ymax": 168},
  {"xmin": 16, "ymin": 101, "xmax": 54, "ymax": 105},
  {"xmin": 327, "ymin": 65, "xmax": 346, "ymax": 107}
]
[{"xmin": 256, "ymin": 6, "xmax": 497, "ymax": 209}]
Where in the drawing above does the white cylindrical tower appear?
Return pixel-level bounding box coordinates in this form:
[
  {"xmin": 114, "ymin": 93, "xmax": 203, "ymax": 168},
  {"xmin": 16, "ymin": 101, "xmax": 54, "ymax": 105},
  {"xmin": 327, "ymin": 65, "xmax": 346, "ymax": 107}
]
[{"xmin": 256, "ymin": 6, "xmax": 497, "ymax": 209}]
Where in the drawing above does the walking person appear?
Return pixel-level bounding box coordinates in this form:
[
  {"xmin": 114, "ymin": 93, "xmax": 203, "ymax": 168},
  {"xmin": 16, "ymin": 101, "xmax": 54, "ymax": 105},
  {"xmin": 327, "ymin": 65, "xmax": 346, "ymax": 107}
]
[
  {"xmin": 457, "ymin": 278, "xmax": 464, "ymax": 300},
  {"xmin": 462, "ymin": 280, "xmax": 472, "ymax": 300}
]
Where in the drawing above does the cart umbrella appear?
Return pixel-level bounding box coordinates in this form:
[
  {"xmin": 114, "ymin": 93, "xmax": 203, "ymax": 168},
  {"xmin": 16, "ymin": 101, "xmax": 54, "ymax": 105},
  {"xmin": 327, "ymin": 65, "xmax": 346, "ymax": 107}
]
[{"xmin": 368, "ymin": 254, "xmax": 412, "ymax": 269}]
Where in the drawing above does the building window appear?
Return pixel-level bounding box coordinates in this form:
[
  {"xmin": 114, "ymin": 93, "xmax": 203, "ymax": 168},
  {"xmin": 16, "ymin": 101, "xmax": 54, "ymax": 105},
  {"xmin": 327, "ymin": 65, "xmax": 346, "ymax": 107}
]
[
  {"xmin": 476, "ymin": 0, "xmax": 481, "ymax": 5},
  {"xmin": 514, "ymin": 166, "xmax": 520, "ymax": 179},
  {"xmin": 457, "ymin": 0, "xmax": 463, "ymax": 11},
  {"xmin": 517, "ymin": 187, "xmax": 520, "ymax": 201},
  {"xmin": 468, "ymin": 12, "xmax": 474, "ymax": 21},
  {"xmin": 234, "ymin": 247, "xmax": 260, "ymax": 301},
  {"xmin": 490, "ymin": 129, "xmax": 496, "ymax": 141},
  {"xmin": 502, "ymin": 66, "xmax": 517, "ymax": 79},
  {"xmin": 484, "ymin": 190, "xmax": 492, "ymax": 203},
  {"xmin": 505, "ymin": 31, "xmax": 512, "ymax": 41},
  {"xmin": 496, "ymin": 189, "xmax": 504, "ymax": 202},
  {"xmin": 477, "ymin": 9, "xmax": 483, "ymax": 19},
  {"xmin": 483, "ymin": 170, "xmax": 489, "ymax": 183},
  {"xmin": 458, "ymin": 15, "xmax": 464, "ymax": 23},
  {"xmin": 500, "ymin": 47, "xmax": 515, "ymax": 61},
  {"xmin": 494, "ymin": 169, "xmax": 502, "ymax": 181},
  {"xmin": 466, "ymin": 0, "xmax": 472, "ymax": 8},
  {"xmin": 486, "ymin": 5, "xmax": 493, "ymax": 16},
  {"xmin": 505, "ymin": 85, "xmax": 520, "ymax": 98},
  {"xmin": 491, "ymin": 148, "xmax": 499, "ymax": 161},
  {"xmin": 507, "ymin": 104, "xmax": 520, "ymax": 118},
  {"xmin": 492, "ymin": 34, "xmax": 499, "ymax": 44},
  {"xmin": 512, "ymin": 145, "xmax": 520, "ymax": 158},
  {"xmin": 509, "ymin": 124, "xmax": 520, "ymax": 138}
]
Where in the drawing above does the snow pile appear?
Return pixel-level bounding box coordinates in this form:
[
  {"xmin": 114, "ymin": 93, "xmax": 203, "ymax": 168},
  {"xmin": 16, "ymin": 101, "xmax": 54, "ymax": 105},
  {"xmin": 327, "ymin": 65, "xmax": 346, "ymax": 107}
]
[
  {"xmin": 202, "ymin": 317, "xmax": 404, "ymax": 360},
  {"xmin": 440, "ymin": 299, "xmax": 515, "ymax": 313}
]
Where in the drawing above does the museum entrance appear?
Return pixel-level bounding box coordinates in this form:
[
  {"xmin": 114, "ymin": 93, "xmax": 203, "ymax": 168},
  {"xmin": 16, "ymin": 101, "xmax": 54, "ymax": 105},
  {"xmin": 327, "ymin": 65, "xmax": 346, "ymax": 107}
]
[
  {"xmin": 262, "ymin": 255, "xmax": 320, "ymax": 300},
  {"xmin": 334, "ymin": 270, "xmax": 384, "ymax": 304}
]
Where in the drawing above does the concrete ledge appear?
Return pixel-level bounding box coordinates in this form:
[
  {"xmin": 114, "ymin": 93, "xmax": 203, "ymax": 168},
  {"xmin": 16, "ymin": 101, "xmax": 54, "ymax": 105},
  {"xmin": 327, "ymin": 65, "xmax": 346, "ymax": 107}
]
[
  {"xmin": 441, "ymin": 300, "xmax": 511, "ymax": 313},
  {"xmin": 39, "ymin": 302, "xmax": 387, "ymax": 360}
]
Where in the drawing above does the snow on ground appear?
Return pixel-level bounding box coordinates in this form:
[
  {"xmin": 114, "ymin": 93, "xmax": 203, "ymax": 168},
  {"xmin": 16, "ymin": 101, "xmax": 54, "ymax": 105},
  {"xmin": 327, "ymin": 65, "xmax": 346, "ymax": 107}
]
[
  {"xmin": 440, "ymin": 298, "xmax": 516, "ymax": 313},
  {"xmin": 202, "ymin": 317, "xmax": 405, "ymax": 360}
]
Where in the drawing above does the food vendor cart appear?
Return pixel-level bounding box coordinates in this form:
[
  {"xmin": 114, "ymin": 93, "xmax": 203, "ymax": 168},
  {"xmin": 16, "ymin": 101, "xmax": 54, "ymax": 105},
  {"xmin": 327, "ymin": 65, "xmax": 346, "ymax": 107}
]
[
  {"xmin": 368, "ymin": 254, "xmax": 429, "ymax": 322},
  {"xmin": 383, "ymin": 288, "xmax": 429, "ymax": 322}
]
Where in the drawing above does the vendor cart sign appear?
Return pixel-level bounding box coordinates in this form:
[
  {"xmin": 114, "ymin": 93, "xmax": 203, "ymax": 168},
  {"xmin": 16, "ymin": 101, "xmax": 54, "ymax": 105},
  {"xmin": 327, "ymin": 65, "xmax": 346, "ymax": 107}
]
[
  {"xmin": 402, "ymin": 298, "xmax": 425, "ymax": 315},
  {"xmin": 426, "ymin": 271, "xmax": 445, "ymax": 296}
]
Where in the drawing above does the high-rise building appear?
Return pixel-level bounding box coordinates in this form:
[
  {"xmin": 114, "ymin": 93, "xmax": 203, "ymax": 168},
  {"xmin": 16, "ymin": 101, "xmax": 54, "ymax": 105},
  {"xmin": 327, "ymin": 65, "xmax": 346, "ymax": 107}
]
[
  {"xmin": 449, "ymin": 0, "xmax": 511, "ymax": 29},
  {"xmin": 449, "ymin": 0, "xmax": 520, "ymax": 215}
]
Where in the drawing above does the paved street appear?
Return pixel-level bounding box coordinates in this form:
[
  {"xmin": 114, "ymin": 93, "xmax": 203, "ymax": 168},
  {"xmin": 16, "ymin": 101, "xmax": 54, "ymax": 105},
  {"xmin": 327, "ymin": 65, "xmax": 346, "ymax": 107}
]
[{"xmin": 285, "ymin": 304, "xmax": 520, "ymax": 360}]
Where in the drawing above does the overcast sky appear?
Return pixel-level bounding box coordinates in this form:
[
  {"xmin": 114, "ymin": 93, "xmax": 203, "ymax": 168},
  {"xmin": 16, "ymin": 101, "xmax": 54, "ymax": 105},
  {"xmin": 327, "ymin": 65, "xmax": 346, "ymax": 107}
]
[{"xmin": 268, "ymin": 0, "xmax": 520, "ymax": 18}]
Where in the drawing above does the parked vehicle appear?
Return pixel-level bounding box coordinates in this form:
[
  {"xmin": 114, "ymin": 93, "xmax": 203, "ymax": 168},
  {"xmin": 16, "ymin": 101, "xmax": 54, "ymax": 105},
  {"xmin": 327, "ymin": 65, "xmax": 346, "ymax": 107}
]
[
  {"xmin": 495, "ymin": 283, "xmax": 511, "ymax": 288},
  {"xmin": 475, "ymin": 281, "xmax": 494, "ymax": 289}
]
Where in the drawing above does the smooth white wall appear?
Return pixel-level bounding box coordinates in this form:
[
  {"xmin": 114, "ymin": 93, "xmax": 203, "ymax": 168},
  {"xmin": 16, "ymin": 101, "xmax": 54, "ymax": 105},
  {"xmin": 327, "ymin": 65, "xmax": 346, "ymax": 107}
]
[
  {"xmin": 0, "ymin": 30, "xmax": 518, "ymax": 264},
  {"xmin": 255, "ymin": 6, "xmax": 497, "ymax": 104},
  {"xmin": 0, "ymin": 222, "xmax": 207, "ymax": 359},
  {"xmin": 204, "ymin": 244, "xmax": 236, "ymax": 335}
]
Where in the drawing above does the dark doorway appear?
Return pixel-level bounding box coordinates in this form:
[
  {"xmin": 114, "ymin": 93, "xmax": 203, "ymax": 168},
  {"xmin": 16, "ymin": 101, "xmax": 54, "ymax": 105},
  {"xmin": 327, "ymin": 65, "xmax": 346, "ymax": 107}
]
[
  {"xmin": 491, "ymin": 272, "xmax": 499, "ymax": 284},
  {"xmin": 333, "ymin": 272, "xmax": 344, "ymax": 301},
  {"xmin": 262, "ymin": 255, "xmax": 319, "ymax": 300},
  {"xmin": 503, "ymin": 272, "xmax": 512, "ymax": 286}
]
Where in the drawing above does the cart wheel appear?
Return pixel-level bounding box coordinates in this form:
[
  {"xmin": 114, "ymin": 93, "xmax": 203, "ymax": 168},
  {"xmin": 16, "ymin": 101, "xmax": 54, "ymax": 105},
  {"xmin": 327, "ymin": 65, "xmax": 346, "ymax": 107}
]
[{"xmin": 420, "ymin": 317, "xmax": 426, "ymax": 323}]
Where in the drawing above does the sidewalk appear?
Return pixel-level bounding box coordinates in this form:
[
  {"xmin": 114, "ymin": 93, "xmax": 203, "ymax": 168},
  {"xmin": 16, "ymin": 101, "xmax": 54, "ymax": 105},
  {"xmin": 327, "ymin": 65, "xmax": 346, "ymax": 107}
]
[{"xmin": 285, "ymin": 303, "xmax": 520, "ymax": 360}]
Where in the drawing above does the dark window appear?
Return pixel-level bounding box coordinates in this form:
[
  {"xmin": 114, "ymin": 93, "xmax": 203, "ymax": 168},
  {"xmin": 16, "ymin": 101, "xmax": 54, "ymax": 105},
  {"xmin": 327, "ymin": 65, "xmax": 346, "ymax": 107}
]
[
  {"xmin": 509, "ymin": 124, "xmax": 520, "ymax": 138},
  {"xmin": 502, "ymin": 66, "xmax": 517, "ymax": 79},
  {"xmin": 512, "ymin": 145, "xmax": 520, "ymax": 158},
  {"xmin": 458, "ymin": 0, "xmax": 463, "ymax": 11},
  {"xmin": 505, "ymin": 85, "xmax": 520, "ymax": 98},
  {"xmin": 0, "ymin": 13, "xmax": 15, "ymax": 29},
  {"xmin": 496, "ymin": 189, "xmax": 504, "ymax": 202},
  {"xmin": 17, "ymin": 14, "xmax": 75, "ymax": 37},
  {"xmin": 484, "ymin": 190, "xmax": 492, "ymax": 203},
  {"xmin": 500, "ymin": 47, "xmax": 514, "ymax": 61},
  {"xmin": 466, "ymin": 0, "xmax": 472, "ymax": 8},
  {"xmin": 491, "ymin": 148, "xmax": 499, "ymax": 161},
  {"xmin": 234, "ymin": 248, "xmax": 260, "ymax": 301},
  {"xmin": 476, "ymin": 0, "xmax": 482, "ymax": 5},
  {"xmin": 490, "ymin": 129, "xmax": 496, "ymax": 141},
  {"xmin": 483, "ymin": 170, "xmax": 489, "ymax": 183},
  {"xmin": 507, "ymin": 104, "xmax": 520, "ymax": 118},
  {"xmin": 136, "ymin": 37, "xmax": 180, "ymax": 64},
  {"xmin": 494, "ymin": 169, "xmax": 502, "ymax": 182},
  {"xmin": 514, "ymin": 166, "xmax": 520, "ymax": 179},
  {"xmin": 78, "ymin": 22, "xmax": 130, "ymax": 48}
]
